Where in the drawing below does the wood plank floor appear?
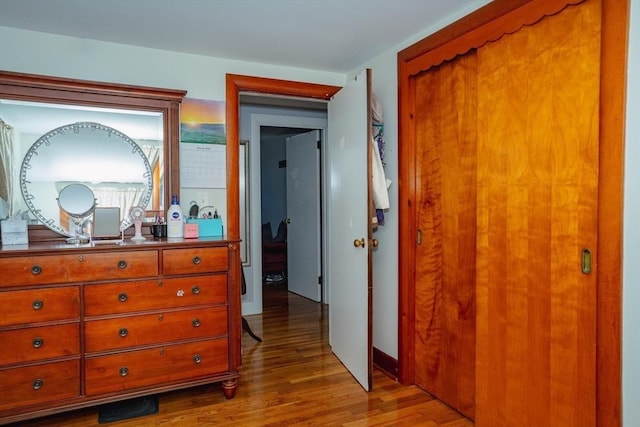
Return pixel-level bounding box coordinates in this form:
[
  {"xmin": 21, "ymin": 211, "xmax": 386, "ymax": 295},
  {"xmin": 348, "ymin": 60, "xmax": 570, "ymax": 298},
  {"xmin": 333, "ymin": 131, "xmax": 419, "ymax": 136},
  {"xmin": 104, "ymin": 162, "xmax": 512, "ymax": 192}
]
[{"xmin": 13, "ymin": 282, "xmax": 471, "ymax": 426}]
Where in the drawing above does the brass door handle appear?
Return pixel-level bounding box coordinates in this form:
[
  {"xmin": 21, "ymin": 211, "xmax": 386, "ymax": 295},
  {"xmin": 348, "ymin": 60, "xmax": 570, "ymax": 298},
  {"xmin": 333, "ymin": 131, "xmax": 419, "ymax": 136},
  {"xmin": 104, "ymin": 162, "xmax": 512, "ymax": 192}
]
[
  {"xmin": 582, "ymin": 248, "xmax": 592, "ymax": 274},
  {"xmin": 353, "ymin": 238, "xmax": 365, "ymax": 248}
]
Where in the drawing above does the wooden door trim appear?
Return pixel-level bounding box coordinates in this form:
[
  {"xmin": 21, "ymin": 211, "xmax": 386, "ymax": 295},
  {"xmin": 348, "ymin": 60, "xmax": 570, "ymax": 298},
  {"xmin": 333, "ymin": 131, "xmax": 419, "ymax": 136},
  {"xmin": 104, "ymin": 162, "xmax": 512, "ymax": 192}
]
[
  {"xmin": 225, "ymin": 74, "xmax": 340, "ymax": 365},
  {"xmin": 596, "ymin": 0, "xmax": 629, "ymax": 425},
  {"xmin": 397, "ymin": 0, "xmax": 628, "ymax": 424},
  {"xmin": 225, "ymin": 74, "xmax": 340, "ymax": 241}
]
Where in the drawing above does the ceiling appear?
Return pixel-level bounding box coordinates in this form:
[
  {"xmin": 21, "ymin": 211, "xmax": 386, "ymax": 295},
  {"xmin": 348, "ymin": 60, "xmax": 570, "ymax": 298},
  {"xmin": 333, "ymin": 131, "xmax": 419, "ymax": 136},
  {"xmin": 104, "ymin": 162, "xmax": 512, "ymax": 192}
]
[{"xmin": 0, "ymin": 0, "xmax": 486, "ymax": 73}]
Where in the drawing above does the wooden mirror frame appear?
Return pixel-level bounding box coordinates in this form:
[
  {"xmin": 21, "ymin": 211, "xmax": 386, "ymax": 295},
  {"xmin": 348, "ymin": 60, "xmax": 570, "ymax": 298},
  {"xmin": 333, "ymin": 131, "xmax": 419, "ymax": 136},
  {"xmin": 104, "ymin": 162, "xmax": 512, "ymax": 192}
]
[{"xmin": 0, "ymin": 70, "xmax": 186, "ymax": 241}]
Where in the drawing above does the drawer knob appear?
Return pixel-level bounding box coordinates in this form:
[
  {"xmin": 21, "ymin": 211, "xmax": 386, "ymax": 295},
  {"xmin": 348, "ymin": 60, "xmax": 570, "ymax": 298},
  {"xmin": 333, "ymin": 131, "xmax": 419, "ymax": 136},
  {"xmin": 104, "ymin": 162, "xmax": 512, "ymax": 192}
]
[
  {"xmin": 31, "ymin": 265, "xmax": 42, "ymax": 275},
  {"xmin": 117, "ymin": 260, "xmax": 128, "ymax": 269},
  {"xmin": 192, "ymin": 256, "xmax": 201, "ymax": 265},
  {"xmin": 119, "ymin": 366, "xmax": 129, "ymax": 377},
  {"xmin": 32, "ymin": 337, "xmax": 44, "ymax": 348},
  {"xmin": 193, "ymin": 354, "xmax": 202, "ymax": 364},
  {"xmin": 192, "ymin": 318, "xmax": 201, "ymax": 328},
  {"xmin": 118, "ymin": 293, "xmax": 128, "ymax": 303},
  {"xmin": 119, "ymin": 328, "xmax": 128, "ymax": 337},
  {"xmin": 32, "ymin": 379, "xmax": 44, "ymax": 390},
  {"xmin": 32, "ymin": 299, "xmax": 44, "ymax": 310},
  {"xmin": 192, "ymin": 286, "xmax": 200, "ymax": 295}
]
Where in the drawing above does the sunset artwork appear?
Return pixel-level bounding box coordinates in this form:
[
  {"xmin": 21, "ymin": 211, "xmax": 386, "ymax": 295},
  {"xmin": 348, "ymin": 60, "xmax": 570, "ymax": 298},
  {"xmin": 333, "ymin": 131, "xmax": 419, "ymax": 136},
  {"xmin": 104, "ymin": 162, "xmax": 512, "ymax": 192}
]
[{"xmin": 181, "ymin": 98, "xmax": 226, "ymax": 144}]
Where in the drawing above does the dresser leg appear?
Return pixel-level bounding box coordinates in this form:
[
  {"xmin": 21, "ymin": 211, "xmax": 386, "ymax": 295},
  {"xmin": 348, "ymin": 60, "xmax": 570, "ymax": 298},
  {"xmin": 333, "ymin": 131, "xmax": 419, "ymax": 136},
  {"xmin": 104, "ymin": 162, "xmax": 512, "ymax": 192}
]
[{"xmin": 222, "ymin": 378, "xmax": 238, "ymax": 399}]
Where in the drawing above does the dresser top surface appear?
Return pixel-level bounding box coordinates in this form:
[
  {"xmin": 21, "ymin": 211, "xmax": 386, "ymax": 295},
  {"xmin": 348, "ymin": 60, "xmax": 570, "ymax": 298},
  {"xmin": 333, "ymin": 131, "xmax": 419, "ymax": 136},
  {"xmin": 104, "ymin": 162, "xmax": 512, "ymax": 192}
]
[{"xmin": 0, "ymin": 236, "xmax": 236, "ymax": 257}]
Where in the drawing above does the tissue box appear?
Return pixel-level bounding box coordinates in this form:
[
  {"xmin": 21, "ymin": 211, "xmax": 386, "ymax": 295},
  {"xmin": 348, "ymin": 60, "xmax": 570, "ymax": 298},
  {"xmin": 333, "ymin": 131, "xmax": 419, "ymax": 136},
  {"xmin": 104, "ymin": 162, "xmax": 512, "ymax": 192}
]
[
  {"xmin": 1, "ymin": 217, "xmax": 28, "ymax": 245},
  {"xmin": 186, "ymin": 218, "xmax": 223, "ymax": 237},
  {"xmin": 184, "ymin": 223, "xmax": 199, "ymax": 239}
]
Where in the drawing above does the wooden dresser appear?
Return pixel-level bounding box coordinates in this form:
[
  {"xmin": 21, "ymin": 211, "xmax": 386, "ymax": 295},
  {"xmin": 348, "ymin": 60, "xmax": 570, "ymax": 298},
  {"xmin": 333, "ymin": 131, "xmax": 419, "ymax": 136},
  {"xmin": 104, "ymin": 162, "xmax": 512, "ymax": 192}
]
[{"xmin": 0, "ymin": 237, "xmax": 240, "ymax": 425}]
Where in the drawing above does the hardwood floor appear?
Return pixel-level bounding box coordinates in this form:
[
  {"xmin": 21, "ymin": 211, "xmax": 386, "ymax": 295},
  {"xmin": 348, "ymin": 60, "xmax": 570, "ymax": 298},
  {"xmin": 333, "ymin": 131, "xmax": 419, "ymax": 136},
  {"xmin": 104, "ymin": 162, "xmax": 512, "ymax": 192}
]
[{"xmin": 12, "ymin": 282, "xmax": 471, "ymax": 426}]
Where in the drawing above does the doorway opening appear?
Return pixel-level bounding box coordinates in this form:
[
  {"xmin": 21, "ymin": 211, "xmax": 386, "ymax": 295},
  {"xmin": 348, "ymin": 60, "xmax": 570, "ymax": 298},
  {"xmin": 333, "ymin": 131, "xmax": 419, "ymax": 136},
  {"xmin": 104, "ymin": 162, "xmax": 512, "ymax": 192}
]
[
  {"xmin": 239, "ymin": 93, "xmax": 329, "ymax": 317},
  {"xmin": 259, "ymin": 126, "xmax": 322, "ymax": 301},
  {"xmin": 229, "ymin": 72, "xmax": 374, "ymax": 393}
]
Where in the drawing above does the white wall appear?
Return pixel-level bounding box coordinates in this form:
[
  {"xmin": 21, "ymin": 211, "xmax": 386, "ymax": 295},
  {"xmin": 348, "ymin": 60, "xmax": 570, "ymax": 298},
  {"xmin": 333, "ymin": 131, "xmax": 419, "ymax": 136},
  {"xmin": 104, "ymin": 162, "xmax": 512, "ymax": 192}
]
[
  {"xmin": 0, "ymin": 26, "xmax": 344, "ymax": 225},
  {"xmin": 623, "ymin": 1, "xmax": 640, "ymax": 424},
  {"xmin": 0, "ymin": 27, "xmax": 344, "ymax": 99}
]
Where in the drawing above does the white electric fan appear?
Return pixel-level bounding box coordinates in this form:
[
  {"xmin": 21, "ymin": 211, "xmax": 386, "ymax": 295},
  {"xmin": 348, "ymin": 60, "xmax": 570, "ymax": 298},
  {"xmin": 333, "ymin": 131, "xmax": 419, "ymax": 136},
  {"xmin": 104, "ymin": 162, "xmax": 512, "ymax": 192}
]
[{"xmin": 129, "ymin": 206, "xmax": 146, "ymax": 241}]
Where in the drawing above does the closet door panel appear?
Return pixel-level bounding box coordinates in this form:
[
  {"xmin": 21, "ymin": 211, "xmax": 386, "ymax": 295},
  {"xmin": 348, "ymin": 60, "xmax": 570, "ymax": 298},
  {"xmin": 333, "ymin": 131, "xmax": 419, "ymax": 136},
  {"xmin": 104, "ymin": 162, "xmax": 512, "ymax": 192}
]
[
  {"xmin": 414, "ymin": 53, "xmax": 477, "ymax": 419},
  {"xmin": 475, "ymin": 2, "xmax": 600, "ymax": 426}
]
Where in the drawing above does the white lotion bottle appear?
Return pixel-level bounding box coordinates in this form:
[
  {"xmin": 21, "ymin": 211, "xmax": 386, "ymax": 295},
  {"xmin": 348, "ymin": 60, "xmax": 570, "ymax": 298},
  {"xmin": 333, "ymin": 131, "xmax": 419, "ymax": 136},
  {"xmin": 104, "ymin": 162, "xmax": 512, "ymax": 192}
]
[{"xmin": 166, "ymin": 195, "xmax": 184, "ymax": 238}]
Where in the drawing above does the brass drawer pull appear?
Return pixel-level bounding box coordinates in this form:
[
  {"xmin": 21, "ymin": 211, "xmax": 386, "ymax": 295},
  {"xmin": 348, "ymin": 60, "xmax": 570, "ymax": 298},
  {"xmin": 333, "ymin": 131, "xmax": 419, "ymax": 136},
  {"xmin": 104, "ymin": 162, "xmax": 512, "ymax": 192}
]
[
  {"xmin": 32, "ymin": 379, "xmax": 44, "ymax": 390},
  {"xmin": 32, "ymin": 299, "xmax": 44, "ymax": 310},
  {"xmin": 31, "ymin": 265, "xmax": 42, "ymax": 275},
  {"xmin": 192, "ymin": 318, "xmax": 201, "ymax": 328},
  {"xmin": 117, "ymin": 260, "xmax": 128, "ymax": 269},
  {"xmin": 192, "ymin": 286, "xmax": 200, "ymax": 295},
  {"xmin": 118, "ymin": 293, "xmax": 128, "ymax": 303},
  {"xmin": 119, "ymin": 328, "xmax": 128, "ymax": 337},
  {"xmin": 119, "ymin": 366, "xmax": 129, "ymax": 377},
  {"xmin": 32, "ymin": 337, "xmax": 44, "ymax": 348},
  {"xmin": 193, "ymin": 354, "xmax": 202, "ymax": 364},
  {"xmin": 192, "ymin": 256, "xmax": 201, "ymax": 265}
]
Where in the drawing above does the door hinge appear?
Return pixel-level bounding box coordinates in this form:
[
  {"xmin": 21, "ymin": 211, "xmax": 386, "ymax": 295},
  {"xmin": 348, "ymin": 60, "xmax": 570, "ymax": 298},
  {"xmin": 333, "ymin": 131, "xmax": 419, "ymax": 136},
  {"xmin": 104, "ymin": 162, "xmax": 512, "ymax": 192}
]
[
  {"xmin": 318, "ymin": 275, "xmax": 323, "ymax": 285},
  {"xmin": 317, "ymin": 140, "xmax": 321, "ymax": 149},
  {"xmin": 417, "ymin": 229, "xmax": 422, "ymax": 245}
]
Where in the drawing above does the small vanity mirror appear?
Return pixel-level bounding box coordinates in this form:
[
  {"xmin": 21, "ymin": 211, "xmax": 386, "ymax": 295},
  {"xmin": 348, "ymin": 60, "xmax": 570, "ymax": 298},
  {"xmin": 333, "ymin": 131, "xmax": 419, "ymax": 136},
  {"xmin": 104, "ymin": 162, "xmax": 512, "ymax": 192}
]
[
  {"xmin": 57, "ymin": 183, "xmax": 96, "ymax": 244},
  {"xmin": 20, "ymin": 121, "xmax": 153, "ymax": 237}
]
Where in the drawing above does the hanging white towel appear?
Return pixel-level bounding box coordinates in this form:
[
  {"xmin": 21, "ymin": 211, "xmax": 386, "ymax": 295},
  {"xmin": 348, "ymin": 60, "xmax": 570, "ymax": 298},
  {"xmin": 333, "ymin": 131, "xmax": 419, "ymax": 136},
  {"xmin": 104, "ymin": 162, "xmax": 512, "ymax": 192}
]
[{"xmin": 371, "ymin": 137, "xmax": 389, "ymax": 210}]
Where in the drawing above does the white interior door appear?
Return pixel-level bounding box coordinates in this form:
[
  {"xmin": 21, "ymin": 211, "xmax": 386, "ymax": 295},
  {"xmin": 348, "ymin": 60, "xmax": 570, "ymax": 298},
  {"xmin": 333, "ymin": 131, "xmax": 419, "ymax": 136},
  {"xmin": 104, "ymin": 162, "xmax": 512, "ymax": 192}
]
[
  {"xmin": 327, "ymin": 69, "xmax": 372, "ymax": 391},
  {"xmin": 286, "ymin": 130, "xmax": 321, "ymax": 302}
]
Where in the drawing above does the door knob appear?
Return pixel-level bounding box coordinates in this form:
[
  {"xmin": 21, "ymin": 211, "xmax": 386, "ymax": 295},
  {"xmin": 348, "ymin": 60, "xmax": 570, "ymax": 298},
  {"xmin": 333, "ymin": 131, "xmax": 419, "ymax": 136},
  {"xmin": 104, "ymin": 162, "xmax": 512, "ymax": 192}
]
[
  {"xmin": 353, "ymin": 238, "xmax": 365, "ymax": 248},
  {"xmin": 371, "ymin": 239, "xmax": 379, "ymax": 248}
]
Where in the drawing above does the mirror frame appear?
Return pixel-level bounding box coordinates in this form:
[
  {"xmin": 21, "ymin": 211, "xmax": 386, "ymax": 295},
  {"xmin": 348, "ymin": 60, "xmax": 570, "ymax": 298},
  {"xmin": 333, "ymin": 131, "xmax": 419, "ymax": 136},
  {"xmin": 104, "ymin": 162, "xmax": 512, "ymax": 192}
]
[{"xmin": 0, "ymin": 70, "xmax": 186, "ymax": 241}]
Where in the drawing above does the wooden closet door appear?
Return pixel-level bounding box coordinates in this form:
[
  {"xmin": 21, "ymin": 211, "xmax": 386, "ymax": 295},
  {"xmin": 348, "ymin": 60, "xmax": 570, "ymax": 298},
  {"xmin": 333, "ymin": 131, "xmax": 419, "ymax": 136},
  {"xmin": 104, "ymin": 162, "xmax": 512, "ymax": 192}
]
[
  {"xmin": 414, "ymin": 53, "xmax": 477, "ymax": 419},
  {"xmin": 475, "ymin": 2, "xmax": 601, "ymax": 426}
]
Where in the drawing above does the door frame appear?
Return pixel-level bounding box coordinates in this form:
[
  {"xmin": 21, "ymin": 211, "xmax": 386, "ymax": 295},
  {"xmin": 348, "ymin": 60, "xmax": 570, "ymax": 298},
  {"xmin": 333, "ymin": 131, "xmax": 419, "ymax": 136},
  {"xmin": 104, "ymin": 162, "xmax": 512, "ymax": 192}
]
[
  {"xmin": 225, "ymin": 75, "xmax": 340, "ymax": 362},
  {"xmin": 397, "ymin": 0, "xmax": 628, "ymax": 424}
]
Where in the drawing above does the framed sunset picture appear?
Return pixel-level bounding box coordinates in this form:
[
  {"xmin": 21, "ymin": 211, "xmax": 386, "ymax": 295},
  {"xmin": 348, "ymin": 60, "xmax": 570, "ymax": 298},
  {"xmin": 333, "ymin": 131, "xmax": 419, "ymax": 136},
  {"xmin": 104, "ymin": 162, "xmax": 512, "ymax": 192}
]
[{"xmin": 180, "ymin": 98, "xmax": 225, "ymax": 144}]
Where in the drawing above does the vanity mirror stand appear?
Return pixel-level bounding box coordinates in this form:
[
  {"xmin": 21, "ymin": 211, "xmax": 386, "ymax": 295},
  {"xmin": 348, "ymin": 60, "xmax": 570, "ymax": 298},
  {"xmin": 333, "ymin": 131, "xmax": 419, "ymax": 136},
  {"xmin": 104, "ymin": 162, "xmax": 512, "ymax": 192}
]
[
  {"xmin": 0, "ymin": 71, "xmax": 241, "ymax": 425},
  {"xmin": 57, "ymin": 183, "xmax": 96, "ymax": 245}
]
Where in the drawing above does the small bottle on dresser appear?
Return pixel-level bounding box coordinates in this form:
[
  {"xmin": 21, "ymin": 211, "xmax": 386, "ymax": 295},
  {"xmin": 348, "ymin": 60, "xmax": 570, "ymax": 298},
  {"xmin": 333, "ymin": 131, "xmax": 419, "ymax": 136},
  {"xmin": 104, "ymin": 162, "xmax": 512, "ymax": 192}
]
[{"xmin": 167, "ymin": 195, "xmax": 184, "ymax": 238}]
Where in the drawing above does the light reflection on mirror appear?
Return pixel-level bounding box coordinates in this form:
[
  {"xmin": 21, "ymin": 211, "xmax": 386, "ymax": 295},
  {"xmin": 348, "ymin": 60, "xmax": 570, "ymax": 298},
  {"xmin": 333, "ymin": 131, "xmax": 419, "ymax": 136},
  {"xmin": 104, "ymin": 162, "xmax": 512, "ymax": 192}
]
[{"xmin": 0, "ymin": 99, "xmax": 164, "ymax": 225}]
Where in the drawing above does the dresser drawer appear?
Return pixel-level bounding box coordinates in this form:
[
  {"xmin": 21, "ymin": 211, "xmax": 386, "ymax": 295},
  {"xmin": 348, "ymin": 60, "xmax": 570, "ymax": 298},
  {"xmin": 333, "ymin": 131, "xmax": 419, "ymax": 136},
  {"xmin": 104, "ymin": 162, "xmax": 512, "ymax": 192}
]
[
  {"xmin": 162, "ymin": 247, "xmax": 228, "ymax": 275},
  {"xmin": 84, "ymin": 275, "xmax": 227, "ymax": 316},
  {"xmin": 85, "ymin": 307, "xmax": 228, "ymax": 353},
  {"xmin": 0, "ymin": 359, "xmax": 80, "ymax": 412},
  {"xmin": 0, "ymin": 251, "xmax": 158, "ymax": 288},
  {"xmin": 85, "ymin": 338, "xmax": 229, "ymax": 395},
  {"xmin": 0, "ymin": 323, "xmax": 80, "ymax": 366},
  {"xmin": 0, "ymin": 287, "xmax": 80, "ymax": 327}
]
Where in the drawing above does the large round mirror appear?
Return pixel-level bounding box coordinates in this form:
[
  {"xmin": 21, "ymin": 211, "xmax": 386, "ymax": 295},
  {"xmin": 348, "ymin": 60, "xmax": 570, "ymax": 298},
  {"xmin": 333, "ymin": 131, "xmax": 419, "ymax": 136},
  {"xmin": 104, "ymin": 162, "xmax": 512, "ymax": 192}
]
[{"xmin": 20, "ymin": 121, "xmax": 152, "ymax": 237}]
